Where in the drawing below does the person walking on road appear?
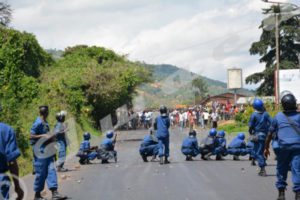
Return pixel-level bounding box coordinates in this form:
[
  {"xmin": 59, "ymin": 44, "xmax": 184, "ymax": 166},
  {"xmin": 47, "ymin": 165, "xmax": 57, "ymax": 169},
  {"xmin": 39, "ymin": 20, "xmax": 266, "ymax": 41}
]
[
  {"xmin": 30, "ymin": 106, "xmax": 67, "ymax": 200},
  {"xmin": 154, "ymin": 105, "xmax": 171, "ymax": 165},
  {"xmin": 248, "ymin": 99, "xmax": 272, "ymax": 177},
  {"xmin": 203, "ymin": 110, "xmax": 209, "ymax": 129},
  {"xmin": 211, "ymin": 110, "xmax": 219, "ymax": 129},
  {"xmin": 265, "ymin": 91, "xmax": 300, "ymax": 200}
]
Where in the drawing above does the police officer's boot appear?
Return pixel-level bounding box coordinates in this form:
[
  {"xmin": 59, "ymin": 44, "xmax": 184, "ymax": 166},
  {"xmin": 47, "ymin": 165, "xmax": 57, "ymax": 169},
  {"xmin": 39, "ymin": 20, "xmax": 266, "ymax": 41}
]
[
  {"xmin": 57, "ymin": 166, "xmax": 68, "ymax": 172},
  {"xmin": 34, "ymin": 192, "xmax": 47, "ymax": 200},
  {"xmin": 142, "ymin": 155, "xmax": 148, "ymax": 162},
  {"xmin": 164, "ymin": 157, "xmax": 170, "ymax": 164},
  {"xmin": 277, "ymin": 188, "xmax": 285, "ymax": 200},
  {"xmin": 295, "ymin": 191, "xmax": 300, "ymax": 200},
  {"xmin": 150, "ymin": 155, "xmax": 156, "ymax": 162},
  {"xmin": 204, "ymin": 153, "xmax": 213, "ymax": 160},
  {"xmin": 216, "ymin": 155, "xmax": 223, "ymax": 160},
  {"xmin": 258, "ymin": 167, "xmax": 267, "ymax": 177},
  {"xmin": 159, "ymin": 157, "xmax": 164, "ymax": 165},
  {"xmin": 251, "ymin": 159, "xmax": 256, "ymax": 166},
  {"xmin": 233, "ymin": 155, "xmax": 240, "ymax": 161},
  {"xmin": 51, "ymin": 190, "xmax": 67, "ymax": 200}
]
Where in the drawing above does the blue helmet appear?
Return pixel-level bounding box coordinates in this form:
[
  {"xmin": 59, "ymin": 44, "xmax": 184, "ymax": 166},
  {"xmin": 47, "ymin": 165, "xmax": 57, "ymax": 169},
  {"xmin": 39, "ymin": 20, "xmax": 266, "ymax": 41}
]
[
  {"xmin": 217, "ymin": 130, "xmax": 225, "ymax": 138},
  {"xmin": 209, "ymin": 128, "xmax": 217, "ymax": 137},
  {"xmin": 106, "ymin": 131, "xmax": 114, "ymax": 139},
  {"xmin": 83, "ymin": 132, "xmax": 91, "ymax": 140},
  {"xmin": 237, "ymin": 133, "xmax": 245, "ymax": 140},
  {"xmin": 252, "ymin": 98, "xmax": 264, "ymax": 111}
]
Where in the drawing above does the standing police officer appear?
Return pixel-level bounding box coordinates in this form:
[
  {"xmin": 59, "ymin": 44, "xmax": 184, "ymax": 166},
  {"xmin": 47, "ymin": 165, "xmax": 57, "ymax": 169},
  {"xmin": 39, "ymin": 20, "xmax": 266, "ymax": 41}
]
[
  {"xmin": 54, "ymin": 111, "xmax": 68, "ymax": 172},
  {"xmin": 265, "ymin": 92, "xmax": 300, "ymax": 200},
  {"xmin": 248, "ymin": 98, "xmax": 272, "ymax": 176},
  {"xmin": 0, "ymin": 122, "xmax": 24, "ymax": 200},
  {"xmin": 30, "ymin": 106, "xmax": 67, "ymax": 200},
  {"xmin": 154, "ymin": 105, "xmax": 171, "ymax": 165}
]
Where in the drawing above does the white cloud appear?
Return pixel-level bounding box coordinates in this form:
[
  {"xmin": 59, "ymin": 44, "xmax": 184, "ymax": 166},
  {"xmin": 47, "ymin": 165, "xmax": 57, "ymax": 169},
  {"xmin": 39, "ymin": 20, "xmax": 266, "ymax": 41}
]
[{"xmin": 9, "ymin": 0, "xmax": 283, "ymax": 90}]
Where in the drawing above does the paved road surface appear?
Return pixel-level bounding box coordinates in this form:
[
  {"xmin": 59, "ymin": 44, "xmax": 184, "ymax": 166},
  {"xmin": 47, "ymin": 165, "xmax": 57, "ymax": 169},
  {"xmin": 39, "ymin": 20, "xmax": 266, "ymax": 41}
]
[{"xmin": 22, "ymin": 127, "xmax": 294, "ymax": 200}]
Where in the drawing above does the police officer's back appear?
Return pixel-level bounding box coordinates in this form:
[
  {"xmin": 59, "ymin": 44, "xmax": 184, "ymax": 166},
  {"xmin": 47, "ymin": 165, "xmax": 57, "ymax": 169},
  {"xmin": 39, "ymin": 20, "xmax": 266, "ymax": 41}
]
[
  {"xmin": 181, "ymin": 130, "xmax": 200, "ymax": 161},
  {"xmin": 266, "ymin": 92, "xmax": 300, "ymax": 200}
]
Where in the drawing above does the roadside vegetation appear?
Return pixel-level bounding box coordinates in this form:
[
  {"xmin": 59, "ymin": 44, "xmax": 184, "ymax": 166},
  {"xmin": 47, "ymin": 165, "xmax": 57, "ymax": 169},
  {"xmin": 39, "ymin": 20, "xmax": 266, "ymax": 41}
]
[{"xmin": 0, "ymin": 26, "xmax": 150, "ymax": 175}]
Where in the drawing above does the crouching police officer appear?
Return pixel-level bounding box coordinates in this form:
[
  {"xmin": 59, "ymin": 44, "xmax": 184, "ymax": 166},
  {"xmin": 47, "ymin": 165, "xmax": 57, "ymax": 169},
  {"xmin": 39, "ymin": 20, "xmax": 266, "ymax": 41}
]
[
  {"xmin": 265, "ymin": 92, "xmax": 300, "ymax": 200},
  {"xmin": 0, "ymin": 122, "xmax": 24, "ymax": 200},
  {"xmin": 227, "ymin": 133, "xmax": 249, "ymax": 160},
  {"xmin": 99, "ymin": 131, "xmax": 117, "ymax": 164},
  {"xmin": 248, "ymin": 98, "xmax": 272, "ymax": 177},
  {"xmin": 214, "ymin": 130, "xmax": 227, "ymax": 160},
  {"xmin": 30, "ymin": 106, "xmax": 67, "ymax": 200},
  {"xmin": 154, "ymin": 105, "xmax": 171, "ymax": 165},
  {"xmin": 76, "ymin": 132, "xmax": 99, "ymax": 165},
  {"xmin": 181, "ymin": 130, "xmax": 200, "ymax": 161},
  {"xmin": 139, "ymin": 128, "xmax": 159, "ymax": 162},
  {"xmin": 200, "ymin": 128, "xmax": 218, "ymax": 160}
]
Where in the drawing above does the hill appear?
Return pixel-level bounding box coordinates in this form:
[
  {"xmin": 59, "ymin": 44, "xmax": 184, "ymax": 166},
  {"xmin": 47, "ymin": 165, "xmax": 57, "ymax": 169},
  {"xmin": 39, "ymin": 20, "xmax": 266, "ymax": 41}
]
[{"xmin": 136, "ymin": 64, "xmax": 254, "ymax": 108}]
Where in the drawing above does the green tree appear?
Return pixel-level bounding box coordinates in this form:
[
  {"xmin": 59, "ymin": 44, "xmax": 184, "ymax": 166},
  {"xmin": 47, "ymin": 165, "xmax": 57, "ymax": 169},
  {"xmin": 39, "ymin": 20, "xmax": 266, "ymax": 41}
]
[
  {"xmin": 0, "ymin": 27, "xmax": 52, "ymax": 153},
  {"xmin": 246, "ymin": 5, "xmax": 300, "ymax": 95},
  {"xmin": 43, "ymin": 45, "xmax": 151, "ymax": 127},
  {"xmin": 191, "ymin": 77, "xmax": 208, "ymax": 100},
  {"xmin": 0, "ymin": 2, "xmax": 11, "ymax": 26}
]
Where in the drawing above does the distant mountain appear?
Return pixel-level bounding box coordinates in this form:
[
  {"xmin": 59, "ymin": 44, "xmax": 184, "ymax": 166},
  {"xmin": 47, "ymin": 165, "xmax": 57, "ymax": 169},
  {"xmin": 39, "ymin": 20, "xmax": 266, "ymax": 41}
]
[
  {"xmin": 137, "ymin": 64, "xmax": 254, "ymax": 108},
  {"xmin": 46, "ymin": 49, "xmax": 64, "ymax": 60}
]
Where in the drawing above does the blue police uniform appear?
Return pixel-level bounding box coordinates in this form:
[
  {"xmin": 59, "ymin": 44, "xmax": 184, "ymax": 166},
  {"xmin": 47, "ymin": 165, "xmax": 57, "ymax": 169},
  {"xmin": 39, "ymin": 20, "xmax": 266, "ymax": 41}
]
[
  {"xmin": 227, "ymin": 136, "xmax": 249, "ymax": 156},
  {"xmin": 155, "ymin": 116, "xmax": 170, "ymax": 158},
  {"xmin": 0, "ymin": 123, "xmax": 21, "ymax": 200},
  {"xmin": 54, "ymin": 122, "xmax": 67, "ymax": 168},
  {"xmin": 101, "ymin": 138, "xmax": 114, "ymax": 151},
  {"xmin": 248, "ymin": 111, "xmax": 272, "ymax": 168},
  {"xmin": 246, "ymin": 141, "xmax": 255, "ymax": 159},
  {"xmin": 139, "ymin": 135, "xmax": 159, "ymax": 157},
  {"xmin": 269, "ymin": 111, "xmax": 300, "ymax": 192},
  {"xmin": 200, "ymin": 136, "xmax": 217, "ymax": 156},
  {"xmin": 30, "ymin": 117, "xmax": 58, "ymax": 192},
  {"xmin": 181, "ymin": 136, "xmax": 200, "ymax": 157},
  {"xmin": 79, "ymin": 140, "xmax": 98, "ymax": 161},
  {"xmin": 214, "ymin": 137, "xmax": 227, "ymax": 156}
]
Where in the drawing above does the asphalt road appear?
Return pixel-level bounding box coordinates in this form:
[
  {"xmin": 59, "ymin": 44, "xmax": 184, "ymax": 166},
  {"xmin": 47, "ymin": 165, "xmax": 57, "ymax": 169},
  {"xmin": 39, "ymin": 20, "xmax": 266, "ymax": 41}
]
[{"xmin": 22, "ymin": 127, "xmax": 294, "ymax": 200}]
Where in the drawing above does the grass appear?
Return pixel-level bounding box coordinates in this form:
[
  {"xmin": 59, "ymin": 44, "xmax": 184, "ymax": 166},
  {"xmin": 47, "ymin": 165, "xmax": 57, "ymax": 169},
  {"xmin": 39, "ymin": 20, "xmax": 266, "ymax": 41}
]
[{"xmin": 218, "ymin": 121, "xmax": 248, "ymax": 136}]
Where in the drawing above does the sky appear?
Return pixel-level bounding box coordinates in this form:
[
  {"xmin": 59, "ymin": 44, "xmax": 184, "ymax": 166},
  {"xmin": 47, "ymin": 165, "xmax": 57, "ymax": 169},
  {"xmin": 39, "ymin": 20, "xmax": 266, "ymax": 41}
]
[{"xmin": 8, "ymin": 0, "xmax": 297, "ymax": 89}]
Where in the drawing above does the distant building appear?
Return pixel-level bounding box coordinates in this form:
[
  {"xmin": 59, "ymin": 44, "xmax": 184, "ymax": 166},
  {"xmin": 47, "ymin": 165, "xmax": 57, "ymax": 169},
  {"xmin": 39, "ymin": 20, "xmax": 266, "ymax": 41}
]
[
  {"xmin": 200, "ymin": 92, "xmax": 248, "ymax": 105},
  {"xmin": 237, "ymin": 96, "xmax": 275, "ymax": 105}
]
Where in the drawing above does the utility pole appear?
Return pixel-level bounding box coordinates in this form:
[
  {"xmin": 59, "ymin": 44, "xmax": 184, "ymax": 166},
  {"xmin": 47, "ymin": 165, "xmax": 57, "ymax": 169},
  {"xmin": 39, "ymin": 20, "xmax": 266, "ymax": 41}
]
[
  {"xmin": 261, "ymin": 0, "xmax": 300, "ymax": 107},
  {"xmin": 275, "ymin": 12, "xmax": 280, "ymax": 107}
]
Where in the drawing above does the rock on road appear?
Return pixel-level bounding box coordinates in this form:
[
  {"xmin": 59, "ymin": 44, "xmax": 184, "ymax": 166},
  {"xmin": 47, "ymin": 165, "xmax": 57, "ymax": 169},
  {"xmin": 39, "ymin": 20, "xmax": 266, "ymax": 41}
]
[{"xmin": 23, "ymin": 128, "xmax": 294, "ymax": 200}]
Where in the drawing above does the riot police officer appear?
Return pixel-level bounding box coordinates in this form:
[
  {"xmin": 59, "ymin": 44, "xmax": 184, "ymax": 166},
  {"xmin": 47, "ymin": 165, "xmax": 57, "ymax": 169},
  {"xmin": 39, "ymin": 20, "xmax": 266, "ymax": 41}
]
[
  {"xmin": 154, "ymin": 105, "xmax": 171, "ymax": 165},
  {"xmin": 248, "ymin": 98, "xmax": 272, "ymax": 176},
  {"xmin": 30, "ymin": 106, "xmax": 67, "ymax": 200},
  {"xmin": 181, "ymin": 130, "xmax": 200, "ymax": 161},
  {"xmin": 265, "ymin": 92, "xmax": 300, "ymax": 200},
  {"xmin": 139, "ymin": 128, "xmax": 159, "ymax": 162},
  {"xmin": 0, "ymin": 122, "xmax": 24, "ymax": 200},
  {"xmin": 54, "ymin": 111, "xmax": 68, "ymax": 172}
]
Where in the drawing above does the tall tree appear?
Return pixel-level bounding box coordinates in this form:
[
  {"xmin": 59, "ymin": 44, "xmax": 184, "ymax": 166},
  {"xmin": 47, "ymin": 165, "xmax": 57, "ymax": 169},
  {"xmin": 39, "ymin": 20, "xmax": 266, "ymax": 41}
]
[
  {"xmin": 0, "ymin": 2, "xmax": 11, "ymax": 26},
  {"xmin": 192, "ymin": 77, "xmax": 208, "ymax": 100},
  {"xmin": 246, "ymin": 5, "xmax": 300, "ymax": 96}
]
